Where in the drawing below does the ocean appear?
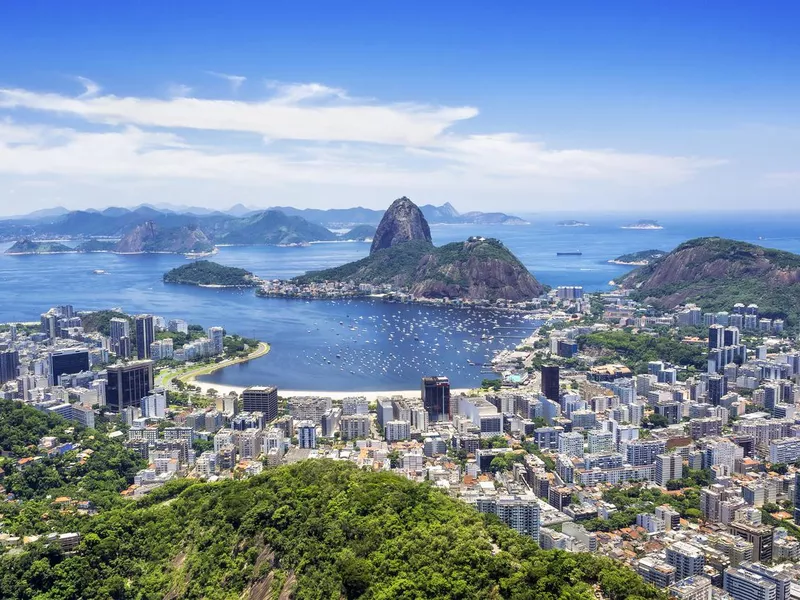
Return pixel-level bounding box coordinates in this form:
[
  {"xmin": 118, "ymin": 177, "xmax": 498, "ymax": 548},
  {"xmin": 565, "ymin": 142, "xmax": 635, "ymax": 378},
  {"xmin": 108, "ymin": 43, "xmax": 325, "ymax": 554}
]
[{"xmin": 3, "ymin": 211, "xmax": 800, "ymax": 391}]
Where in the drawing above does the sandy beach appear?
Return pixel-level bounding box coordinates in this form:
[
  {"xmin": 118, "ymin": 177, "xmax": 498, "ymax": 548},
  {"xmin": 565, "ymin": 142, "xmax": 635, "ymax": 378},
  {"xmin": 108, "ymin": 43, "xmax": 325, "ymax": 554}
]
[{"xmin": 190, "ymin": 380, "xmax": 471, "ymax": 401}]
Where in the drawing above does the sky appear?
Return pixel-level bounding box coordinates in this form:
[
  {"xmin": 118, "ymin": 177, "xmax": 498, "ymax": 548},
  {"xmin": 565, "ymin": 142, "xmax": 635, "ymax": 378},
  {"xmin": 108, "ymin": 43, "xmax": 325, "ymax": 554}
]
[{"xmin": 1, "ymin": 1, "xmax": 799, "ymax": 215}]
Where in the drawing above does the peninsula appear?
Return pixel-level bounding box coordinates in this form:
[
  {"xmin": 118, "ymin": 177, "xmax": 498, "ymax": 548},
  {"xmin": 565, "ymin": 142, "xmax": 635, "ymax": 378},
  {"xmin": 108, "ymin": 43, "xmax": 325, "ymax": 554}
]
[
  {"xmin": 163, "ymin": 260, "xmax": 258, "ymax": 287},
  {"xmin": 267, "ymin": 197, "xmax": 544, "ymax": 302},
  {"xmin": 609, "ymin": 249, "xmax": 666, "ymax": 265}
]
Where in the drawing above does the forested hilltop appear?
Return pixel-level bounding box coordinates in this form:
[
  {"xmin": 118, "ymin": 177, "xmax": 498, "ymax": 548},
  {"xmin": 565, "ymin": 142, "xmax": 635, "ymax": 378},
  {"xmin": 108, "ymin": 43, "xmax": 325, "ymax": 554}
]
[
  {"xmin": 0, "ymin": 457, "xmax": 664, "ymax": 600},
  {"xmin": 164, "ymin": 260, "xmax": 257, "ymax": 287}
]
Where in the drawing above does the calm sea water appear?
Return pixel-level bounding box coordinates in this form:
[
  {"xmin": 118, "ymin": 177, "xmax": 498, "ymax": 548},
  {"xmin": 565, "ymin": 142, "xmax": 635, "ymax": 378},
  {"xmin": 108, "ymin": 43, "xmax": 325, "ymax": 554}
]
[{"xmin": 2, "ymin": 212, "xmax": 800, "ymax": 390}]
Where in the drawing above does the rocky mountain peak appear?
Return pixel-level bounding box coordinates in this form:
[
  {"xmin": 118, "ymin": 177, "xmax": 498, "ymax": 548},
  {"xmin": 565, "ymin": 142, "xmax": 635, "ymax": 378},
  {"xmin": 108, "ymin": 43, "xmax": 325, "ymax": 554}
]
[{"xmin": 370, "ymin": 197, "xmax": 432, "ymax": 255}]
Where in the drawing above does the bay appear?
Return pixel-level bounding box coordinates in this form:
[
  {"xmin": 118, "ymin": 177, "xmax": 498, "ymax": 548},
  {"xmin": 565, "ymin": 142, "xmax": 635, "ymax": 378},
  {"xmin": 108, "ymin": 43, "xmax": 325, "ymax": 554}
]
[{"xmin": 1, "ymin": 212, "xmax": 800, "ymax": 391}]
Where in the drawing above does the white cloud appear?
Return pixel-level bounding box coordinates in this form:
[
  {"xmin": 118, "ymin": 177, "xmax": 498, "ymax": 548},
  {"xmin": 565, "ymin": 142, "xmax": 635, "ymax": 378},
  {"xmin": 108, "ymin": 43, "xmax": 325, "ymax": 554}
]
[
  {"xmin": 167, "ymin": 83, "xmax": 193, "ymax": 98},
  {"xmin": 206, "ymin": 71, "xmax": 247, "ymax": 92},
  {"xmin": 0, "ymin": 79, "xmax": 724, "ymax": 210},
  {"xmin": 74, "ymin": 76, "xmax": 101, "ymax": 99}
]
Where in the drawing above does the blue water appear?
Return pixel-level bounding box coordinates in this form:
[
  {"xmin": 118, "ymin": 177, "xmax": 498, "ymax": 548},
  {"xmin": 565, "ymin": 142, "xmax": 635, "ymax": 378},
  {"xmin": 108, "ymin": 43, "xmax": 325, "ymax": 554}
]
[{"xmin": 2, "ymin": 212, "xmax": 800, "ymax": 390}]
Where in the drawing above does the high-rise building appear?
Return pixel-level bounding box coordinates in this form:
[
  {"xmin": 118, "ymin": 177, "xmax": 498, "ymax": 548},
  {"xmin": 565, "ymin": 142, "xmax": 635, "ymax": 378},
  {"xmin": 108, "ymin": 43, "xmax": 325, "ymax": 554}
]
[
  {"xmin": 708, "ymin": 324, "xmax": 725, "ymax": 350},
  {"xmin": 474, "ymin": 495, "xmax": 540, "ymax": 541},
  {"xmin": 340, "ymin": 414, "xmax": 371, "ymax": 440},
  {"xmin": 0, "ymin": 349, "xmax": 19, "ymax": 384},
  {"xmin": 707, "ymin": 375, "xmax": 727, "ymax": 406},
  {"xmin": 48, "ymin": 348, "xmax": 90, "ymax": 385},
  {"xmin": 384, "ymin": 420, "xmax": 411, "ymax": 442},
  {"xmin": 242, "ymin": 386, "xmax": 278, "ymax": 421},
  {"xmin": 794, "ymin": 472, "xmax": 800, "ymax": 526},
  {"xmin": 135, "ymin": 315, "xmax": 155, "ymax": 359},
  {"xmin": 109, "ymin": 317, "xmax": 130, "ymax": 356},
  {"xmin": 665, "ymin": 542, "xmax": 705, "ymax": 581},
  {"xmin": 541, "ymin": 365, "xmax": 560, "ymax": 402},
  {"xmin": 656, "ymin": 453, "xmax": 683, "ymax": 487},
  {"xmin": 105, "ymin": 360, "xmax": 154, "ymax": 412},
  {"xmin": 738, "ymin": 562, "xmax": 792, "ymax": 600},
  {"xmin": 421, "ymin": 376, "xmax": 451, "ymax": 422},
  {"xmin": 725, "ymin": 326, "xmax": 741, "ymax": 347},
  {"xmin": 208, "ymin": 326, "xmax": 224, "ymax": 355},
  {"xmin": 723, "ymin": 567, "xmax": 778, "ymax": 600},
  {"xmin": 297, "ymin": 420, "xmax": 317, "ymax": 449}
]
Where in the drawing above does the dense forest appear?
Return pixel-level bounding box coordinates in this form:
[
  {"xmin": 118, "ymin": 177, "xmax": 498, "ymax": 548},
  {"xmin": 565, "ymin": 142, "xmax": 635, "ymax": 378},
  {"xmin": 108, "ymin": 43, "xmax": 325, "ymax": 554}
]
[{"xmin": 0, "ymin": 459, "xmax": 666, "ymax": 600}]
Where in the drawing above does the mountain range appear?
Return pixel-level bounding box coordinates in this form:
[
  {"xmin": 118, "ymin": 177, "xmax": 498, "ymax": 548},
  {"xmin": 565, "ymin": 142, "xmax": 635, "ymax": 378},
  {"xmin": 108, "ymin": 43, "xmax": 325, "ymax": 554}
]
[{"xmin": 0, "ymin": 201, "xmax": 527, "ymax": 242}]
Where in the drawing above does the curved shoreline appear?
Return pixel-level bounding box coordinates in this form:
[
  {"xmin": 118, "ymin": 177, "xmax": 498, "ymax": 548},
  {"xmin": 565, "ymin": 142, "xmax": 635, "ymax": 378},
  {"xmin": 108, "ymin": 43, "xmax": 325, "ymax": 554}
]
[{"xmin": 156, "ymin": 341, "xmax": 270, "ymax": 388}]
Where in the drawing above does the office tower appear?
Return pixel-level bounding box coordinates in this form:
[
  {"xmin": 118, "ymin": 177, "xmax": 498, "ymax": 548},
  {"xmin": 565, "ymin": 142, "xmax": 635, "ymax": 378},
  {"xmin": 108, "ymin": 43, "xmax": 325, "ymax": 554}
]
[
  {"xmin": 0, "ymin": 349, "xmax": 19, "ymax": 384},
  {"xmin": 119, "ymin": 336, "xmax": 132, "ymax": 359},
  {"xmin": 208, "ymin": 326, "xmax": 224, "ymax": 355},
  {"xmin": 135, "ymin": 314, "xmax": 155, "ymax": 359},
  {"xmin": 724, "ymin": 326, "xmax": 741, "ymax": 347},
  {"xmin": 656, "ymin": 453, "xmax": 683, "ymax": 487},
  {"xmin": 665, "ymin": 542, "xmax": 705, "ymax": 581},
  {"xmin": 242, "ymin": 386, "xmax": 278, "ymax": 421},
  {"xmin": 421, "ymin": 376, "xmax": 451, "ymax": 421},
  {"xmin": 707, "ymin": 374, "xmax": 727, "ymax": 406},
  {"xmin": 48, "ymin": 348, "xmax": 90, "ymax": 385},
  {"xmin": 109, "ymin": 317, "xmax": 130, "ymax": 356},
  {"xmin": 541, "ymin": 365, "xmax": 560, "ymax": 401},
  {"xmin": 723, "ymin": 567, "xmax": 777, "ymax": 600},
  {"xmin": 708, "ymin": 324, "xmax": 725, "ymax": 350},
  {"xmin": 105, "ymin": 360, "xmax": 154, "ymax": 412},
  {"xmin": 297, "ymin": 420, "xmax": 317, "ymax": 449}
]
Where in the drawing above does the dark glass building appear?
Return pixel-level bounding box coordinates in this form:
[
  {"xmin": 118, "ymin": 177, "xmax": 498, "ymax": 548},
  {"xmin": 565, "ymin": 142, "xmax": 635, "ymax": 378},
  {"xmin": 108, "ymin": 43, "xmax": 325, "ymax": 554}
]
[
  {"xmin": 421, "ymin": 376, "xmax": 451, "ymax": 422},
  {"xmin": 49, "ymin": 348, "xmax": 90, "ymax": 385},
  {"xmin": 105, "ymin": 360, "xmax": 154, "ymax": 412},
  {"xmin": 135, "ymin": 314, "xmax": 155, "ymax": 359},
  {"xmin": 0, "ymin": 349, "xmax": 19, "ymax": 384},
  {"xmin": 541, "ymin": 365, "xmax": 560, "ymax": 402},
  {"xmin": 242, "ymin": 386, "xmax": 278, "ymax": 421}
]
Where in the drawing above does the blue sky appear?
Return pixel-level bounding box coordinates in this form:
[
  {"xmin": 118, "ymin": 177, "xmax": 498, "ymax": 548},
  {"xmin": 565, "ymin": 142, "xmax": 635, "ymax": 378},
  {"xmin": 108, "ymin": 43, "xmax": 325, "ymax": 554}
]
[{"xmin": 1, "ymin": 1, "xmax": 799, "ymax": 214}]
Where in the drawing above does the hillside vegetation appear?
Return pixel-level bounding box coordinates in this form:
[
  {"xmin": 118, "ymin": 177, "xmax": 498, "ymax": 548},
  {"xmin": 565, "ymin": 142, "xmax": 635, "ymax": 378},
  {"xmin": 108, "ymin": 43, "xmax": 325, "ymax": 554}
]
[
  {"xmin": 621, "ymin": 237, "xmax": 800, "ymax": 324},
  {"xmin": 163, "ymin": 260, "xmax": 256, "ymax": 287},
  {"xmin": 0, "ymin": 459, "xmax": 664, "ymax": 600}
]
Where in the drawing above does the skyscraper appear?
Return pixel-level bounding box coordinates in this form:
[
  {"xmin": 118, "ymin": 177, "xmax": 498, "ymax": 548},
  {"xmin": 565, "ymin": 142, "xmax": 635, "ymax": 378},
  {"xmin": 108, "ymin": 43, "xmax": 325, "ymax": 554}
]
[
  {"xmin": 135, "ymin": 314, "xmax": 155, "ymax": 359},
  {"xmin": 541, "ymin": 365, "xmax": 560, "ymax": 402},
  {"xmin": 0, "ymin": 349, "xmax": 19, "ymax": 384},
  {"xmin": 708, "ymin": 324, "xmax": 725, "ymax": 350},
  {"xmin": 208, "ymin": 326, "xmax": 224, "ymax": 355},
  {"xmin": 109, "ymin": 317, "xmax": 130, "ymax": 357},
  {"xmin": 707, "ymin": 374, "xmax": 727, "ymax": 406},
  {"xmin": 794, "ymin": 472, "xmax": 800, "ymax": 526},
  {"xmin": 105, "ymin": 360, "xmax": 154, "ymax": 412},
  {"xmin": 48, "ymin": 348, "xmax": 90, "ymax": 385},
  {"xmin": 421, "ymin": 376, "xmax": 451, "ymax": 421},
  {"xmin": 242, "ymin": 386, "xmax": 278, "ymax": 421}
]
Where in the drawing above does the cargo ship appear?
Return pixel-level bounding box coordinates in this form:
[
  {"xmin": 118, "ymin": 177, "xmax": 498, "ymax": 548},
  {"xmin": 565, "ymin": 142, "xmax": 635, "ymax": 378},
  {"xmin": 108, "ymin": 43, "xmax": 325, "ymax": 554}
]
[{"xmin": 556, "ymin": 251, "xmax": 582, "ymax": 256}]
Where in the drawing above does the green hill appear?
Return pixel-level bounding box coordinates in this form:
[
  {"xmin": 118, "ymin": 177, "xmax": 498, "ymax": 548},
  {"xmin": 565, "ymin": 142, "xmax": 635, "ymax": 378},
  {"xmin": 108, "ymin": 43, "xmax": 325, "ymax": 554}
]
[
  {"xmin": 621, "ymin": 237, "xmax": 800, "ymax": 323},
  {"xmin": 164, "ymin": 260, "xmax": 257, "ymax": 287},
  {"xmin": 5, "ymin": 239, "xmax": 73, "ymax": 254},
  {"xmin": 75, "ymin": 239, "xmax": 118, "ymax": 252},
  {"xmin": 610, "ymin": 249, "xmax": 665, "ymax": 265},
  {"xmin": 0, "ymin": 460, "xmax": 664, "ymax": 600},
  {"xmin": 218, "ymin": 210, "xmax": 337, "ymax": 245}
]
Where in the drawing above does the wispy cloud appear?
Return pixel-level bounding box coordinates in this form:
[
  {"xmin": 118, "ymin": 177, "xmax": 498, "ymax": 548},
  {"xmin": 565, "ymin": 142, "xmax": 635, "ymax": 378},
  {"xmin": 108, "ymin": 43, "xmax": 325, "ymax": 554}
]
[
  {"xmin": 206, "ymin": 71, "xmax": 246, "ymax": 92},
  {"xmin": 0, "ymin": 78, "xmax": 723, "ymax": 208},
  {"xmin": 74, "ymin": 76, "xmax": 101, "ymax": 99},
  {"xmin": 167, "ymin": 83, "xmax": 193, "ymax": 97}
]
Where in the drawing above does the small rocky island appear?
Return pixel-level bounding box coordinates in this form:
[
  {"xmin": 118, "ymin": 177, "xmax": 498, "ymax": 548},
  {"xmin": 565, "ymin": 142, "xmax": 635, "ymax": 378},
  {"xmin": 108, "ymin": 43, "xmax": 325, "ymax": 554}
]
[
  {"xmin": 621, "ymin": 219, "xmax": 663, "ymax": 230},
  {"xmin": 163, "ymin": 260, "xmax": 257, "ymax": 288},
  {"xmin": 609, "ymin": 249, "xmax": 666, "ymax": 265},
  {"xmin": 266, "ymin": 197, "xmax": 544, "ymax": 303},
  {"xmin": 557, "ymin": 220, "xmax": 589, "ymax": 227}
]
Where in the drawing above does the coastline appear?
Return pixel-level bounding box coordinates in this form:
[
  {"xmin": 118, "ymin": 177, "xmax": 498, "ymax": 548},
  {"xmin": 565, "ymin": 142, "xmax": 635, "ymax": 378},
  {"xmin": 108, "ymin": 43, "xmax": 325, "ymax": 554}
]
[
  {"xmin": 607, "ymin": 259, "xmax": 649, "ymax": 266},
  {"xmin": 157, "ymin": 341, "xmax": 271, "ymax": 388}
]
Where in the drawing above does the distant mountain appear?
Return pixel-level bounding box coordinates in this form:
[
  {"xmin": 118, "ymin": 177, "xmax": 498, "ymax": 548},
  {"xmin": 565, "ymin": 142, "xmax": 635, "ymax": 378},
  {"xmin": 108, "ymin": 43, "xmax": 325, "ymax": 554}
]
[
  {"xmin": 7, "ymin": 206, "xmax": 70, "ymax": 221},
  {"xmin": 75, "ymin": 239, "xmax": 118, "ymax": 253},
  {"xmin": 5, "ymin": 239, "xmax": 74, "ymax": 255},
  {"xmin": 338, "ymin": 224, "xmax": 375, "ymax": 241},
  {"xmin": 620, "ymin": 237, "xmax": 800, "ymax": 323},
  {"xmin": 295, "ymin": 198, "xmax": 543, "ymax": 302},
  {"xmin": 115, "ymin": 222, "xmax": 214, "ymax": 254},
  {"xmin": 217, "ymin": 210, "xmax": 337, "ymax": 245},
  {"xmin": 226, "ymin": 203, "xmax": 258, "ymax": 217}
]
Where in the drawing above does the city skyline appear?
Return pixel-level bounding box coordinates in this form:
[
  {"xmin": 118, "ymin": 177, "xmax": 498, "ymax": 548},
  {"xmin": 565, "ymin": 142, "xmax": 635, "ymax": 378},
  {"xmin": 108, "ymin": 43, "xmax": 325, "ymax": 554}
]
[{"xmin": 2, "ymin": 2, "xmax": 800, "ymax": 213}]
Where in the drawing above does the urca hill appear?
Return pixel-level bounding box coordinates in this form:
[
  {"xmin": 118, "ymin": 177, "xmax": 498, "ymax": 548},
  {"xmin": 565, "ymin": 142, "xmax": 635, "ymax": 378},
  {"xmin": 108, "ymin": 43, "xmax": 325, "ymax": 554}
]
[
  {"xmin": 295, "ymin": 197, "xmax": 543, "ymax": 302},
  {"xmin": 620, "ymin": 236, "xmax": 800, "ymax": 323}
]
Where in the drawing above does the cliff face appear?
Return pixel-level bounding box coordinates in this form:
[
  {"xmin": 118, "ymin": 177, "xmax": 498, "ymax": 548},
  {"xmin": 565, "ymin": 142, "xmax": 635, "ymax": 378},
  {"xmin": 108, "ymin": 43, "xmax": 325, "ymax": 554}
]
[
  {"xmin": 620, "ymin": 237, "xmax": 800, "ymax": 321},
  {"xmin": 370, "ymin": 197, "xmax": 432, "ymax": 254},
  {"xmin": 115, "ymin": 221, "xmax": 214, "ymax": 253}
]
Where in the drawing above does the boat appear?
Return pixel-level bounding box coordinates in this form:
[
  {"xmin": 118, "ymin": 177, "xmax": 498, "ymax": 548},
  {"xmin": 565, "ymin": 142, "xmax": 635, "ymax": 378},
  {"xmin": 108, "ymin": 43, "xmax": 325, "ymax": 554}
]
[{"xmin": 556, "ymin": 251, "xmax": 582, "ymax": 256}]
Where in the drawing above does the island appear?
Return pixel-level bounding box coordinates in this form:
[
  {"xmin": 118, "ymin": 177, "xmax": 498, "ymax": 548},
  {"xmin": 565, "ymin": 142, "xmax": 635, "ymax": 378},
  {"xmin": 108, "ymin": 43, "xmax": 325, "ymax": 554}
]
[
  {"xmin": 557, "ymin": 220, "xmax": 589, "ymax": 227},
  {"xmin": 609, "ymin": 249, "xmax": 666, "ymax": 265},
  {"xmin": 338, "ymin": 224, "xmax": 375, "ymax": 241},
  {"xmin": 621, "ymin": 219, "xmax": 663, "ymax": 230},
  {"xmin": 262, "ymin": 197, "xmax": 544, "ymax": 303},
  {"xmin": 116, "ymin": 221, "xmax": 216, "ymax": 254},
  {"xmin": 163, "ymin": 260, "xmax": 257, "ymax": 287},
  {"xmin": 5, "ymin": 239, "xmax": 75, "ymax": 255}
]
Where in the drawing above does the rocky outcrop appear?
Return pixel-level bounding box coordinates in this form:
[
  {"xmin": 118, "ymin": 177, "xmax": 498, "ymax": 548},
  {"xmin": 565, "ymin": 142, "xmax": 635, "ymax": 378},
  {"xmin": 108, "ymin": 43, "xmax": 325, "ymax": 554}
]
[
  {"xmin": 5, "ymin": 239, "xmax": 74, "ymax": 254},
  {"xmin": 370, "ymin": 197, "xmax": 432, "ymax": 254},
  {"xmin": 115, "ymin": 221, "xmax": 214, "ymax": 254}
]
